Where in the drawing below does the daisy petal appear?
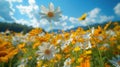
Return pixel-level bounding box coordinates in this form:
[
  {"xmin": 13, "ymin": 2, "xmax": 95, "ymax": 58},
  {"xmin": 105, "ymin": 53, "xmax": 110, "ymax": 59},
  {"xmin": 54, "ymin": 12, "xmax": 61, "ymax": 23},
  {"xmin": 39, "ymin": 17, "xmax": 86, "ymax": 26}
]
[
  {"xmin": 40, "ymin": 5, "xmax": 49, "ymax": 14},
  {"xmin": 55, "ymin": 7, "xmax": 61, "ymax": 13},
  {"xmin": 49, "ymin": 2, "xmax": 54, "ymax": 12}
]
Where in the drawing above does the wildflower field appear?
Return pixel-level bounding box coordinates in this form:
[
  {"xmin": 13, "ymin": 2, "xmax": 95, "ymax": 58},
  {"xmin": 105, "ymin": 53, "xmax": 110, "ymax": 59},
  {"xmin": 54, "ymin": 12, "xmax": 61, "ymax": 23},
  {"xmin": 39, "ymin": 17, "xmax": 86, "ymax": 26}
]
[
  {"xmin": 0, "ymin": 21, "xmax": 120, "ymax": 67},
  {"xmin": 0, "ymin": 1, "xmax": 120, "ymax": 67}
]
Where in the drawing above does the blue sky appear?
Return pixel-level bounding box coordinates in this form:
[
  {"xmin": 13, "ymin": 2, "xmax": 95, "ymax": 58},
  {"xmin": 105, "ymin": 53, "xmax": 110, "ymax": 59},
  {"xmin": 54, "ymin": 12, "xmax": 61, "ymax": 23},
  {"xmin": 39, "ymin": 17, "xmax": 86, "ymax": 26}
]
[{"xmin": 0, "ymin": 0, "xmax": 120, "ymax": 31}]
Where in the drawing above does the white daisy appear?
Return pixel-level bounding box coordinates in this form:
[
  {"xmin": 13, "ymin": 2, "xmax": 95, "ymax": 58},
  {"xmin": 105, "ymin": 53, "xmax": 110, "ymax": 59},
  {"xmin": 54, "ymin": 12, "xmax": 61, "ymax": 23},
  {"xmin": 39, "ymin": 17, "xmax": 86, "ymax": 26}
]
[
  {"xmin": 106, "ymin": 30, "xmax": 116, "ymax": 36},
  {"xmin": 40, "ymin": 2, "xmax": 62, "ymax": 22},
  {"xmin": 17, "ymin": 58, "xmax": 28, "ymax": 67},
  {"xmin": 36, "ymin": 42, "xmax": 56, "ymax": 60},
  {"xmin": 75, "ymin": 41, "xmax": 92, "ymax": 50},
  {"xmin": 61, "ymin": 37, "xmax": 73, "ymax": 50},
  {"xmin": 82, "ymin": 32, "xmax": 91, "ymax": 39},
  {"xmin": 109, "ymin": 55, "xmax": 120, "ymax": 67},
  {"xmin": 12, "ymin": 35, "xmax": 26, "ymax": 46},
  {"xmin": 63, "ymin": 58, "xmax": 71, "ymax": 67}
]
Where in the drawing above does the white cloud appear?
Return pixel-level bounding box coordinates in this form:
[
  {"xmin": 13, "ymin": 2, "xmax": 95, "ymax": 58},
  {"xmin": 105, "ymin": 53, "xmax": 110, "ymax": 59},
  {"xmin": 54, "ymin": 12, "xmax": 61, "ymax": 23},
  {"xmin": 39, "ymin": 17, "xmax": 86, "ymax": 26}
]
[
  {"xmin": 15, "ymin": 19, "xmax": 29, "ymax": 25},
  {"xmin": 69, "ymin": 25, "xmax": 74, "ymax": 29},
  {"xmin": 40, "ymin": 19, "xmax": 48, "ymax": 25},
  {"xmin": 63, "ymin": 25, "xmax": 74, "ymax": 30},
  {"xmin": 54, "ymin": 22, "xmax": 60, "ymax": 26},
  {"xmin": 114, "ymin": 3, "xmax": 120, "ymax": 16},
  {"xmin": 16, "ymin": 5, "xmax": 33, "ymax": 15},
  {"xmin": 5, "ymin": 0, "xmax": 23, "ymax": 22},
  {"xmin": 0, "ymin": 0, "xmax": 14, "ymax": 21},
  {"xmin": 61, "ymin": 15, "xmax": 68, "ymax": 21},
  {"xmin": 6, "ymin": 0, "xmax": 23, "ymax": 3},
  {"xmin": 15, "ymin": 0, "xmax": 40, "ymax": 25},
  {"xmin": 28, "ymin": 0, "xmax": 35, "ymax": 5},
  {"xmin": 62, "ymin": 22, "xmax": 67, "ymax": 27},
  {"xmin": 88, "ymin": 8, "xmax": 100, "ymax": 18},
  {"xmin": 85, "ymin": 8, "xmax": 114, "ymax": 24},
  {"xmin": 69, "ymin": 8, "xmax": 114, "ymax": 26},
  {"xmin": 69, "ymin": 17, "xmax": 78, "ymax": 24},
  {"xmin": 99, "ymin": 15, "xmax": 114, "ymax": 23},
  {"xmin": 16, "ymin": 0, "xmax": 38, "ymax": 19}
]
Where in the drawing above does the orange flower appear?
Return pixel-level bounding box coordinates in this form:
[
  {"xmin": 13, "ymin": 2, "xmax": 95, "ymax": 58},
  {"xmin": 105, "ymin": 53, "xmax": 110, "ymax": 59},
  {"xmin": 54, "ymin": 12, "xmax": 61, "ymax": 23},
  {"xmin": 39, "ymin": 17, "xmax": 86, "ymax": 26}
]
[
  {"xmin": 0, "ymin": 45, "xmax": 18, "ymax": 62},
  {"xmin": 63, "ymin": 46, "xmax": 72, "ymax": 54},
  {"xmin": 17, "ymin": 43, "xmax": 25, "ymax": 49},
  {"xmin": 80, "ymin": 58, "xmax": 90, "ymax": 67},
  {"xmin": 56, "ymin": 54, "xmax": 62, "ymax": 60},
  {"xmin": 29, "ymin": 28, "xmax": 43, "ymax": 36},
  {"xmin": 109, "ymin": 37, "xmax": 116, "ymax": 41},
  {"xmin": 105, "ymin": 63, "xmax": 110, "ymax": 67},
  {"xmin": 33, "ymin": 42, "xmax": 41, "ymax": 49}
]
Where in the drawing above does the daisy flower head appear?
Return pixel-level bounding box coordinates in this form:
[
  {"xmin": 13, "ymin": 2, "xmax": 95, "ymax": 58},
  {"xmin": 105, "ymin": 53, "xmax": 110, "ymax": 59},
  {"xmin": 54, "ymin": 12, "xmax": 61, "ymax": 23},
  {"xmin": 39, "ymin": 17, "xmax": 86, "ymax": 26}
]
[
  {"xmin": 109, "ymin": 55, "xmax": 120, "ymax": 67},
  {"xmin": 63, "ymin": 58, "xmax": 71, "ymax": 67},
  {"xmin": 17, "ymin": 58, "xmax": 28, "ymax": 67},
  {"xmin": 77, "ymin": 41, "xmax": 92, "ymax": 50},
  {"xmin": 40, "ymin": 2, "xmax": 62, "ymax": 22},
  {"xmin": 36, "ymin": 42, "xmax": 56, "ymax": 60}
]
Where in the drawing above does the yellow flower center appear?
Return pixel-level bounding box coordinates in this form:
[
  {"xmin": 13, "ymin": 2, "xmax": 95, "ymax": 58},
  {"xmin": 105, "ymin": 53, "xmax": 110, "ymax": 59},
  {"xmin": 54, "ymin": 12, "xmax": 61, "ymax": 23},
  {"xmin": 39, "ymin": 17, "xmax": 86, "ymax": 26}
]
[
  {"xmin": 66, "ymin": 62, "xmax": 71, "ymax": 65},
  {"xmin": 47, "ymin": 12, "xmax": 54, "ymax": 18},
  {"xmin": 44, "ymin": 49, "xmax": 51, "ymax": 55}
]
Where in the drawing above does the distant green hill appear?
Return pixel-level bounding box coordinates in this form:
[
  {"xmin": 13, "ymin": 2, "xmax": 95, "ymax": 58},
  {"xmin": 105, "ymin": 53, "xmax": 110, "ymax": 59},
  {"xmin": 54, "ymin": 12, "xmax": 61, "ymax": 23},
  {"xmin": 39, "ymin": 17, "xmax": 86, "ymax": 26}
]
[{"xmin": 0, "ymin": 22, "xmax": 33, "ymax": 33}]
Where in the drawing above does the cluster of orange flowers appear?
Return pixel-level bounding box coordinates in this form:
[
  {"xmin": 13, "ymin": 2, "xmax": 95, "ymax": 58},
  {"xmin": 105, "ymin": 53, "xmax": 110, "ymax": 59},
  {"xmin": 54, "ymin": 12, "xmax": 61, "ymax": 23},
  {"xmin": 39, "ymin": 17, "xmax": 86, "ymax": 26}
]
[{"xmin": 0, "ymin": 39, "xmax": 18, "ymax": 62}]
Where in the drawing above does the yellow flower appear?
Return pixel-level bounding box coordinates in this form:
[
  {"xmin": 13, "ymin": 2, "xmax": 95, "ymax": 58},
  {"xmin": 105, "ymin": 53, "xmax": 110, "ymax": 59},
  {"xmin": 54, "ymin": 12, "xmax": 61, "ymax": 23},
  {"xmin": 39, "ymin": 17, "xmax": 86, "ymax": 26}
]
[
  {"xmin": 28, "ymin": 56, "xmax": 32, "ymax": 60},
  {"xmin": 117, "ymin": 45, "xmax": 120, "ymax": 50},
  {"xmin": 0, "ymin": 56, "xmax": 8, "ymax": 62},
  {"xmin": 36, "ymin": 60, "xmax": 43, "ymax": 67},
  {"xmin": 17, "ymin": 43, "xmax": 25, "ymax": 49},
  {"xmin": 51, "ymin": 38, "xmax": 58, "ymax": 46},
  {"xmin": 63, "ymin": 46, "xmax": 72, "ymax": 54},
  {"xmin": 93, "ymin": 26, "xmax": 102, "ymax": 36},
  {"xmin": 72, "ymin": 39, "xmax": 76, "ymax": 45},
  {"xmin": 0, "ymin": 44, "xmax": 18, "ymax": 62},
  {"xmin": 109, "ymin": 36, "xmax": 116, "ymax": 41},
  {"xmin": 33, "ymin": 42, "xmax": 41, "ymax": 49},
  {"xmin": 78, "ymin": 38, "xmax": 84, "ymax": 42},
  {"xmin": 77, "ymin": 57, "xmax": 83, "ymax": 63},
  {"xmin": 6, "ymin": 48, "xmax": 18, "ymax": 59},
  {"xmin": 29, "ymin": 28, "xmax": 43, "ymax": 36},
  {"xmin": 64, "ymin": 32, "xmax": 70, "ymax": 40},
  {"xmin": 71, "ymin": 57, "xmax": 75, "ymax": 64},
  {"xmin": 55, "ymin": 54, "xmax": 62, "ymax": 61},
  {"xmin": 84, "ymin": 50, "xmax": 92, "ymax": 55},
  {"xmin": 80, "ymin": 58, "xmax": 90, "ymax": 67},
  {"xmin": 74, "ymin": 46, "xmax": 80, "ymax": 52},
  {"xmin": 78, "ymin": 13, "xmax": 87, "ymax": 20},
  {"xmin": 43, "ymin": 64, "xmax": 48, "ymax": 67},
  {"xmin": 22, "ymin": 48, "xmax": 27, "ymax": 53},
  {"xmin": 104, "ymin": 21, "xmax": 111, "ymax": 30}
]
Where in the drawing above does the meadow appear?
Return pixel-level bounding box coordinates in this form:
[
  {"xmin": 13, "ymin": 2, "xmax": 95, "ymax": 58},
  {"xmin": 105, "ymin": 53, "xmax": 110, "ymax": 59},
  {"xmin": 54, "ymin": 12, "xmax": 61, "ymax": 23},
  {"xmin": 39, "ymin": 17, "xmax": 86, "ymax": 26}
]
[{"xmin": 0, "ymin": 22, "xmax": 120, "ymax": 67}]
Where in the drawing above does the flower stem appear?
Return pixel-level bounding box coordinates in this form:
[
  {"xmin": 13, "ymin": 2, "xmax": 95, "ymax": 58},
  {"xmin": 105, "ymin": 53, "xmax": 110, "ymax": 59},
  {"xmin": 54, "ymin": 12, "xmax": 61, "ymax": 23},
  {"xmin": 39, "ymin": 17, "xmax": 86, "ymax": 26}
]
[
  {"xmin": 9, "ymin": 58, "xmax": 12, "ymax": 67},
  {"xmin": 87, "ymin": 25, "xmax": 104, "ymax": 67},
  {"xmin": 50, "ymin": 22, "xmax": 53, "ymax": 33},
  {"xmin": 2, "ymin": 63, "xmax": 4, "ymax": 67}
]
